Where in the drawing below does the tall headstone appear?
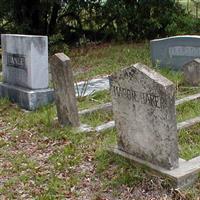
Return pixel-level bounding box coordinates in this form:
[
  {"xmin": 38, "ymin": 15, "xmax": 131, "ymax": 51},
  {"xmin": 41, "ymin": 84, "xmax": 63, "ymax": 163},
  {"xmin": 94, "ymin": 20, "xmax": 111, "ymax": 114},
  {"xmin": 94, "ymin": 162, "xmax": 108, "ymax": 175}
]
[
  {"xmin": 110, "ymin": 63, "xmax": 178, "ymax": 170},
  {"xmin": 150, "ymin": 35, "xmax": 200, "ymax": 70},
  {"xmin": 0, "ymin": 34, "xmax": 54, "ymax": 110},
  {"xmin": 50, "ymin": 53, "xmax": 79, "ymax": 127}
]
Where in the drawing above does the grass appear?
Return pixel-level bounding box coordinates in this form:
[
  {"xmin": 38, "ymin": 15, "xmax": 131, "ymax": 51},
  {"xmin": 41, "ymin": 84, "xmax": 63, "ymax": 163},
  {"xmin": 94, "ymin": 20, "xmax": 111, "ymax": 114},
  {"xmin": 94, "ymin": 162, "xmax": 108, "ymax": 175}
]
[
  {"xmin": 179, "ymin": 125, "xmax": 200, "ymax": 160},
  {"xmin": 70, "ymin": 42, "xmax": 151, "ymax": 81},
  {"xmin": 81, "ymin": 109, "xmax": 113, "ymax": 127},
  {"xmin": 1, "ymin": 43, "xmax": 200, "ymax": 199},
  {"xmin": 78, "ymin": 90, "xmax": 111, "ymax": 110}
]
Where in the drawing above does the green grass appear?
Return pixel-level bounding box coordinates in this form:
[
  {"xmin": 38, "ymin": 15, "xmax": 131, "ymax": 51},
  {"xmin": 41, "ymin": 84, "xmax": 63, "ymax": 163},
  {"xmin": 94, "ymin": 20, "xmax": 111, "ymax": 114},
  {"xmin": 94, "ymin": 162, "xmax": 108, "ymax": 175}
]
[
  {"xmin": 81, "ymin": 110, "xmax": 113, "ymax": 127},
  {"xmin": 2, "ymin": 43, "xmax": 200, "ymax": 199},
  {"xmin": 179, "ymin": 125, "xmax": 200, "ymax": 160},
  {"xmin": 70, "ymin": 42, "xmax": 151, "ymax": 81},
  {"xmin": 177, "ymin": 100, "xmax": 200, "ymax": 122},
  {"xmin": 78, "ymin": 90, "xmax": 111, "ymax": 110}
]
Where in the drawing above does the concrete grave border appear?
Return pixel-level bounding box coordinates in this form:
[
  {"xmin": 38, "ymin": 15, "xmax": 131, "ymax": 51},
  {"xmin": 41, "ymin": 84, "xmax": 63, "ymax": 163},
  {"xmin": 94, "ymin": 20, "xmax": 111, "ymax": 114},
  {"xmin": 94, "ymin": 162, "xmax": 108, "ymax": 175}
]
[
  {"xmin": 109, "ymin": 147, "xmax": 200, "ymax": 189},
  {"xmin": 78, "ymin": 92, "xmax": 200, "ymax": 188}
]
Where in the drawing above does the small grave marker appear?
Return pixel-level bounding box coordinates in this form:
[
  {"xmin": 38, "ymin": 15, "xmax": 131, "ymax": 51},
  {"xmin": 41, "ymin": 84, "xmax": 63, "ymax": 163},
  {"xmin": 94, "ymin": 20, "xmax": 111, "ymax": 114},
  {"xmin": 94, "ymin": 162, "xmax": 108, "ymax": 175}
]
[
  {"xmin": 183, "ymin": 58, "xmax": 200, "ymax": 86},
  {"xmin": 50, "ymin": 53, "xmax": 79, "ymax": 127}
]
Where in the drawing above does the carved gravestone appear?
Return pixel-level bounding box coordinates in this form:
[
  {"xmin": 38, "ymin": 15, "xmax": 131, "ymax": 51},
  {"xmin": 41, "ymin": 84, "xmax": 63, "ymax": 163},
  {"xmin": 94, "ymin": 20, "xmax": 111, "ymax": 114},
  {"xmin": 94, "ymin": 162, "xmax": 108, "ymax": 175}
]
[
  {"xmin": 50, "ymin": 53, "xmax": 79, "ymax": 127},
  {"xmin": 0, "ymin": 34, "xmax": 54, "ymax": 110},
  {"xmin": 2, "ymin": 34, "xmax": 49, "ymax": 89},
  {"xmin": 110, "ymin": 63, "xmax": 178, "ymax": 170},
  {"xmin": 183, "ymin": 58, "xmax": 200, "ymax": 86}
]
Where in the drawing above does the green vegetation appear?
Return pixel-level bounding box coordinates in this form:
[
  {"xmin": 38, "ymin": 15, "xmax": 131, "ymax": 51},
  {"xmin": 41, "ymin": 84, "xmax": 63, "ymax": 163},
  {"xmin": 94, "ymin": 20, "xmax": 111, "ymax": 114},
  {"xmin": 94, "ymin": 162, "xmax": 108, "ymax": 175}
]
[
  {"xmin": 178, "ymin": 0, "xmax": 200, "ymax": 17},
  {"xmin": 1, "ymin": 43, "xmax": 200, "ymax": 199},
  {"xmin": 71, "ymin": 42, "xmax": 151, "ymax": 80},
  {"xmin": 1, "ymin": 0, "xmax": 200, "ymax": 49}
]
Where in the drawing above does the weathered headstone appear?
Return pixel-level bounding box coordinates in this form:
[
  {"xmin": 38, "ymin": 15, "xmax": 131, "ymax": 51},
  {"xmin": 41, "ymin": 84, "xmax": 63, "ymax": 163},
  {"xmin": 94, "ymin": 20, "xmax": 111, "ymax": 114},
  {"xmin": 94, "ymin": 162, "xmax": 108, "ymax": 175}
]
[
  {"xmin": 110, "ymin": 63, "xmax": 178, "ymax": 170},
  {"xmin": 150, "ymin": 35, "xmax": 200, "ymax": 70},
  {"xmin": 0, "ymin": 34, "xmax": 54, "ymax": 110},
  {"xmin": 50, "ymin": 53, "xmax": 79, "ymax": 127},
  {"xmin": 183, "ymin": 58, "xmax": 200, "ymax": 86}
]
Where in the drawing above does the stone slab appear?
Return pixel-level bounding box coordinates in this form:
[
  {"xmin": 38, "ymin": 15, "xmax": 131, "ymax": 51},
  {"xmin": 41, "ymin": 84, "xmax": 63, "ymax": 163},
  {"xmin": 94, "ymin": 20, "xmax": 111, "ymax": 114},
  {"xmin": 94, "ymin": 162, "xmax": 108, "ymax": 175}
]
[
  {"xmin": 0, "ymin": 82, "xmax": 54, "ymax": 110},
  {"xmin": 110, "ymin": 63, "xmax": 178, "ymax": 170},
  {"xmin": 50, "ymin": 53, "xmax": 79, "ymax": 127},
  {"xmin": 95, "ymin": 121, "xmax": 115, "ymax": 132},
  {"xmin": 183, "ymin": 58, "xmax": 200, "ymax": 86},
  {"xmin": 175, "ymin": 92, "xmax": 200, "ymax": 106},
  {"xmin": 1, "ymin": 34, "xmax": 48, "ymax": 89},
  {"xmin": 177, "ymin": 116, "xmax": 200, "ymax": 130},
  {"xmin": 150, "ymin": 35, "xmax": 200, "ymax": 70},
  {"xmin": 79, "ymin": 102, "xmax": 112, "ymax": 116},
  {"xmin": 110, "ymin": 146, "xmax": 200, "ymax": 189},
  {"xmin": 75, "ymin": 76, "xmax": 109, "ymax": 97}
]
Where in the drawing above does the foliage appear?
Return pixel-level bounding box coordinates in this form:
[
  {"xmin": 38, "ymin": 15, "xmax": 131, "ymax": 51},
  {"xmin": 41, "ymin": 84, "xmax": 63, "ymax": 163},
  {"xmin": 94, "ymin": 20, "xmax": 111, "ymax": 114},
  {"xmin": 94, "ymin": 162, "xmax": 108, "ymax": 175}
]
[
  {"xmin": 1, "ymin": 43, "xmax": 200, "ymax": 198},
  {"xmin": 0, "ymin": 0, "xmax": 199, "ymax": 44},
  {"xmin": 49, "ymin": 33, "xmax": 69, "ymax": 55}
]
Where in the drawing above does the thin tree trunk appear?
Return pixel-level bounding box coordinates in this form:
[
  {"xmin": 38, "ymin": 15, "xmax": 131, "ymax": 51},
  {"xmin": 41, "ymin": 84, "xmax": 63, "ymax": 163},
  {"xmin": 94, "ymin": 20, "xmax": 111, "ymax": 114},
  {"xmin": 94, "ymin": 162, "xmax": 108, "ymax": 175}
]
[{"xmin": 48, "ymin": 2, "xmax": 61, "ymax": 35}]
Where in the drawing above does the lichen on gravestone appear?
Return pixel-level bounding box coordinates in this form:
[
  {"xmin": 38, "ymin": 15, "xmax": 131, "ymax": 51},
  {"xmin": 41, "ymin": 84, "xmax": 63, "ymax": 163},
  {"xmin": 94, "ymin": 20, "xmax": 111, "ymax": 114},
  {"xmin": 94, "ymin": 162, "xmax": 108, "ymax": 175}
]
[{"xmin": 110, "ymin": 63, "xmax": 178, "ymax": 170}]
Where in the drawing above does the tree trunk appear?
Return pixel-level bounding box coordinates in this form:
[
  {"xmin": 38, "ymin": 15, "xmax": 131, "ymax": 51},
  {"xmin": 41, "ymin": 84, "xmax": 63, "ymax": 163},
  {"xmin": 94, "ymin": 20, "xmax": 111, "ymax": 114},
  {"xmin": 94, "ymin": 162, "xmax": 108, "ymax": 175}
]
[{"xmin": 48, "ymin": 2, "xmax": 61, "ymax": 35}]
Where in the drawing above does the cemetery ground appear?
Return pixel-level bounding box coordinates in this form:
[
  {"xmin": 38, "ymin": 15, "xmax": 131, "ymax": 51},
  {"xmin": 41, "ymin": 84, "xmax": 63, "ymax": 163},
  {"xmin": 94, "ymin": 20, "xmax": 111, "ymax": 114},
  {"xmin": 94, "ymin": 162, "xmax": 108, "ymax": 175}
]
[{"xmin": 1, "ymin": 43, "xmax": 200, "ymax": 199}]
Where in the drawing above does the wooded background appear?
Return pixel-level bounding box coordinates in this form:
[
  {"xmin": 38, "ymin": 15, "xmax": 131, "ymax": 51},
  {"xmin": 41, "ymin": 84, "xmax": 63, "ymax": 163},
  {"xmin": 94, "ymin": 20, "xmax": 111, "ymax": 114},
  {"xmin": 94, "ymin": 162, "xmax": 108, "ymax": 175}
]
[{"xmin": 0, "ymin": 0, "xmax": 200, "ymax": 48}]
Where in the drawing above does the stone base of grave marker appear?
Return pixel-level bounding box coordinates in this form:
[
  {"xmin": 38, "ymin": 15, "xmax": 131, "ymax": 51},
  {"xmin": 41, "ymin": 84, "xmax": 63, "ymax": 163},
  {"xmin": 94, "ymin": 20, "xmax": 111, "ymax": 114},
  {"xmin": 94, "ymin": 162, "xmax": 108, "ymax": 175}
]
[
  {"xmin": 109, "ymin": 146, "xmax": 200, "ymax": 189},
  {"xmin": 0, "ymin": 83, "xmax": 54, "ymax": 110}
]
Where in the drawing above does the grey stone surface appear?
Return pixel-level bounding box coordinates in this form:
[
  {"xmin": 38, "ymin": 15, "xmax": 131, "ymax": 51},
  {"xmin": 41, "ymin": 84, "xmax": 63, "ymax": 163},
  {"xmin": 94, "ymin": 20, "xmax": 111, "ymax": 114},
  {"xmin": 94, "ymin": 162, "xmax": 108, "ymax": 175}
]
[
  {"xmin": 183, "ymin": 58, "xmax": 200, "ymax": 86},
  {"xmin": 110, "ymin": 63, "xmax": 178, "ymax": 170},
  {"xmin": 1, "ymin": 34, "xmax": 48, "ymax": 89},
  {"xmin": 79, "ymin": 102, "xmax": 112, "ymax": 116},
  {"xmin": 77, "ymin": 124, "xmax": 93, "ymax": 133},
  {"xmin": 50, "ymin": 53, "xmax": 79, "ymax": 127},
  {"xmin": 75, "ymin": 76, "xmax": 109, "ymax": 97},
  {"xmin": 95, "ymin": 121, "xmax": 115, "ymax": 132},
  {"xmin": 110, "ymin": 147, "xmax": 200, "ymax": 189},
  {"xmin": 150, "ymin": 35, "xmax": 200, "ymax": 70},
  {"xmin": 176, "ymin": 92, "xmax": 200, "ymax": 106},
  {"xmin": 0, "ymin": 83, "xmax": 54, "ymax": 110},
  {"xmin": 0, "ymin": 69, "xmax": 109, "ymax": 110},
  {"xmin": 177, "ymin": 116, "xmax": 200, "ymax": 131}
]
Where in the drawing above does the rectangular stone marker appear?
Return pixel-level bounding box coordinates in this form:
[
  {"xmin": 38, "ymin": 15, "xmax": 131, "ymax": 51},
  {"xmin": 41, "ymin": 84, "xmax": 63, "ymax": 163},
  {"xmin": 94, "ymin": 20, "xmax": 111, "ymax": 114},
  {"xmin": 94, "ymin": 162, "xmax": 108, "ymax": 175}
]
[
  {"xmin": 50, "ymin": 53, "xmax": 79, "ymax": 127},
  {"xmin": 183, "ymin": 58, "xmax": 200, "ymax": 86},
  {"xmin": 110, "ymin": 63, "xmax": 178, "ymax": 170},
  {"xmin": 150, "ymin": 35, "xmax": 200, "ymax": 70},
  {"xmin": 0, "ymin": 34, "xmax": 54, "ymax": 110},
  {"xmin": 1, "ymin": 34, "xmax": 48, "ymax": 89}
]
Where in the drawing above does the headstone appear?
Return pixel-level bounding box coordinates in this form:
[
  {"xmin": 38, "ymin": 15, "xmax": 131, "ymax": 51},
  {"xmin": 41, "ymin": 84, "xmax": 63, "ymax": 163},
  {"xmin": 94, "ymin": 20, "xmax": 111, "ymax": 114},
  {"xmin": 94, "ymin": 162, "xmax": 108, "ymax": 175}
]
[
  {"xmin": 50, "ymin": 53, "xmax": 79, "ymax": 127},
  {"xmin": 150, "ymin": 35, "xmax": 200, "ymax": 70},
  {"xmin": 110, "ymin": 63, "xmax": 178, "ymax": 170},
  {"xmin": 0, "ymin": 34, "xmax": 54, "ymax": 110},
  {"xmin": 183, "ymin": 58, "xmax": 200, "ymax": 86},
  {"xmin": 2, "ymin": 34, "xmax": 48, "ymax": 89}
]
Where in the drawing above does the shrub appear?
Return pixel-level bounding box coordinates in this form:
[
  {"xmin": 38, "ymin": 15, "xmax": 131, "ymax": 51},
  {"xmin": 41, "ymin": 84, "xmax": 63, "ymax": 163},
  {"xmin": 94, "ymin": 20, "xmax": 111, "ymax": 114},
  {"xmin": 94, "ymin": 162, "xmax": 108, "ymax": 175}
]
[{"xmin": 48, "ymin": 33, "xmax": 69, "ymax": 56}]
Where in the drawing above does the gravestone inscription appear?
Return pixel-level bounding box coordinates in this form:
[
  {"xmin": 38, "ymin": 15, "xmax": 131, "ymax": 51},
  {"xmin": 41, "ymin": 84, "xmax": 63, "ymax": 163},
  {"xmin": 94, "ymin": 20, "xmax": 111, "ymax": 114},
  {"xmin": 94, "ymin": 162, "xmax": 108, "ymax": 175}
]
[
  {"xmin": 150, "ymin": 35, "xmax": 200, "ymax": 70},
  {"xmin": 110, "ymin": 63, "xmax": 178, "ymax": 170},
  {"xmin": 7, "ymin": 53, "xmax": 26, "ymax": 69},
  {"xmin": 1, "ymin": 34, "xmax": 48, "ymax": 89}
]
